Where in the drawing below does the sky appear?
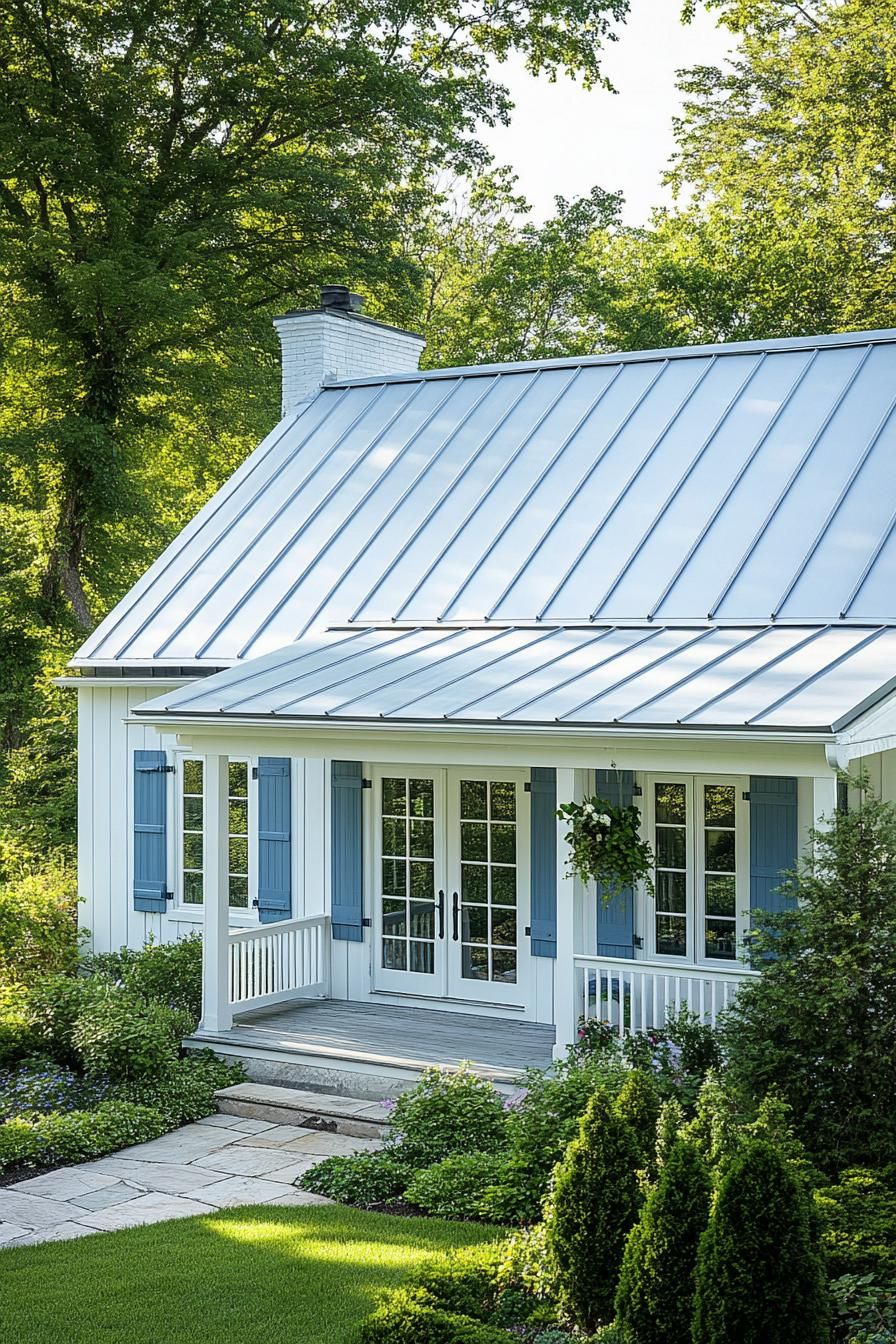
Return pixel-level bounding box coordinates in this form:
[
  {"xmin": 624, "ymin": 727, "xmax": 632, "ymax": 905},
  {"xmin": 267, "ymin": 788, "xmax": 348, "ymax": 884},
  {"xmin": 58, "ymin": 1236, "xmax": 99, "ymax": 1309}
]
[{"xmin": 480, "ymin": 0, "xmax": 734, "ymax": 225}]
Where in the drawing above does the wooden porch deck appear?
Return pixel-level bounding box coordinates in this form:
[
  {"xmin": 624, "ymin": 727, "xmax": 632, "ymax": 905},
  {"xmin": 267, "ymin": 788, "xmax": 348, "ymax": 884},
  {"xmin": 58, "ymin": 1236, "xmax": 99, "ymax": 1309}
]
[{"xmin": 198, "ymin": 998, "xmax": 556, "ymax": 1087}]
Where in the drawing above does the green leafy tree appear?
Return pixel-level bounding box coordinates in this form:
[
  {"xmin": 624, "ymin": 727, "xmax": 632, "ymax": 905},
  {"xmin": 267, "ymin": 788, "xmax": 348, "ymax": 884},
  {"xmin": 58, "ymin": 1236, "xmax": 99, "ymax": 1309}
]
[
  {"xmin": 692, "ymin": 1138, "xmax": 829, "ymax": 1344},
  {"xmin": 614, "ymin": 1069, "xmax": 662, "ymax": 1175},
  {"xmin": 543, "ymin": 1089, "xmax": 641, "ymax": 1332},
  {"xmin": 723, "ymin": 775, "xmax": 896, "ymax": 1170},
  {"xmin": 615, "ymin": 1139, "xmax": 711, "ymax": 1344},
  {"xmin": 0, "ymin": 0, "xmax": 628, "ymax": 631}
]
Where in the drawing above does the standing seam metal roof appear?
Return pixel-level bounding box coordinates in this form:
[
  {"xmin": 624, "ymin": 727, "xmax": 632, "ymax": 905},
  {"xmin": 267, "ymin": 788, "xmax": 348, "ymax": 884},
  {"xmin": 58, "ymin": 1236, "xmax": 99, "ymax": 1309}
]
[
  {"xmin": 75, "ymin": 328, "xmax": 896, "ymax": 667},
  {"xmin": 132, "ymin": 624, "xmax": 896, "ymax": 732}
]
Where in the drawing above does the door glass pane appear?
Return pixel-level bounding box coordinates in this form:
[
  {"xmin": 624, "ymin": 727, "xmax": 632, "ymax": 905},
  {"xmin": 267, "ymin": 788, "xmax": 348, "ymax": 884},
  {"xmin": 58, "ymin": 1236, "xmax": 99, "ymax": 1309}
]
[
  {"xmin": 226, "ymin": 760, "xmax": 250, "ymax": 911},
  {"xmin": 460, "ymin": 780, "xmax": 519, "ymax": 985},
  {"xmin": 380, "ymin": 777, "xmax": 435, "ymax": 975},
  {"xmin": 703, "ymin": 784, "xmax": 737, "ymax": 960},
  {"xmin": 461, "ymin": 822, "xmax": 488, "ymax": 861},
  {"xmin": 654, "ymin": 782, "xmax": 687, "ymax": 957},
  {"xmin": 460, "ymin": 779, "xmax": 487, "ymax": 819}
]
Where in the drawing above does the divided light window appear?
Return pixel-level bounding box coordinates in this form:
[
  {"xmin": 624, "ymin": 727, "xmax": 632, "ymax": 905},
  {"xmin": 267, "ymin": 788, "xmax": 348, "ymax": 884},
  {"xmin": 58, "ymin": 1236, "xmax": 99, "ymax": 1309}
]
[
  {"xmin": 179, "ymin": 757, "xmax": 253, "ymax": 912},
  {"xmin": 650, "ymin": 778, "xmax": 742, "ymax": 964}
]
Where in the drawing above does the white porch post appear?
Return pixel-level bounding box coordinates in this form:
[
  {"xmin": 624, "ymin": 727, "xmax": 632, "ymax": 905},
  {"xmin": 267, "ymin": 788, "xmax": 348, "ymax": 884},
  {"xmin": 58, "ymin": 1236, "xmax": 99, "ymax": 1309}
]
[
  {"xmin": 553, "ymin": 766, "xmax": 579, "ymax": 1060},
  {"xmin": 812, "ymin": 773, "xmax": 838, "ymax": 835},
  {"xmin": 199, "ymin": 752, "xmax": 233, "ymax": 1034}
]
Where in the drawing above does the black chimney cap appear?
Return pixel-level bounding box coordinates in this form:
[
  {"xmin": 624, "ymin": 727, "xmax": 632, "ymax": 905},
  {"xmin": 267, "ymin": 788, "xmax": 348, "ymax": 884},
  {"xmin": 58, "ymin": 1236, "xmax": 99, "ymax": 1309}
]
[{"xmin": 320, "ymin": 284, "xmax": 365, "ymax": 314}]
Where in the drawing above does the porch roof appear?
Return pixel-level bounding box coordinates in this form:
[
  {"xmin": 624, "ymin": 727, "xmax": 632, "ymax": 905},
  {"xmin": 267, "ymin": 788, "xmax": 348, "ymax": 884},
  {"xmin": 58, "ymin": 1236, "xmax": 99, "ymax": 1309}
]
[{"xmin": 131, "ymin": 622, "xmax": 896, "ymax": 733}]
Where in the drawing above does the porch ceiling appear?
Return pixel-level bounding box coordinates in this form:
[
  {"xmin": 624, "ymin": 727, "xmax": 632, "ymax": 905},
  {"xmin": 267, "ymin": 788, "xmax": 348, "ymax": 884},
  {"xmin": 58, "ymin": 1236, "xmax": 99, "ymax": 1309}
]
[{"xmin": 131, "ymin": 622, "xmax": 896, "ymax": 733}]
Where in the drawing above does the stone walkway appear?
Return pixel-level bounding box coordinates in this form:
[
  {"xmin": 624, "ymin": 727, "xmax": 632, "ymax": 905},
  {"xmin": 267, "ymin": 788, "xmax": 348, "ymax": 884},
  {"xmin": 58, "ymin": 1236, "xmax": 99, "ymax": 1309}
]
[{"xmin": 0, "ymin": 1114, "xmax": 381, "ymax": 1248}]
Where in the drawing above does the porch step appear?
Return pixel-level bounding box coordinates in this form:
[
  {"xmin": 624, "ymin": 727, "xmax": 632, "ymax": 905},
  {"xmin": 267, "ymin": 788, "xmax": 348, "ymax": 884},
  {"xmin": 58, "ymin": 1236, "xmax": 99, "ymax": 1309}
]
[{"xmin": 215, "ymin": 1082, "xmax": 392, "ymax": 1139}]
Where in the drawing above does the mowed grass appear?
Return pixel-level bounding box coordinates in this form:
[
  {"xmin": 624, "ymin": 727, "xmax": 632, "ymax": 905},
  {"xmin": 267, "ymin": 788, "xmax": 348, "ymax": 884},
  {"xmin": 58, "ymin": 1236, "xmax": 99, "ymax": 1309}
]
[{"xmin": 0, "ymin": 1203, "xmax": 500, "ymax": 1344}]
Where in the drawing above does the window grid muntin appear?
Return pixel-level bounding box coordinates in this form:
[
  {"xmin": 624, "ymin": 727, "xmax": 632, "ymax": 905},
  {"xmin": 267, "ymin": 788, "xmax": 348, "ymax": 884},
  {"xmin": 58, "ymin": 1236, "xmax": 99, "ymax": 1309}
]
[
  {"xmin": 380, "ymin": 777, "xmax": 436, "ymax": 975},
  {"xmin": 460, "ymin": 779, "xmax": 518, "ymax": 985}
]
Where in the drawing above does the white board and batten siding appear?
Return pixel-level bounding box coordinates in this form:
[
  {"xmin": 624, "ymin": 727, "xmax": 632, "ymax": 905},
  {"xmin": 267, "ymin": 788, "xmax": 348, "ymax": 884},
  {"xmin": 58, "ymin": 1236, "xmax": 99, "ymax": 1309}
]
[{"xmin": 77, "ymin": 684, "xmax": 329, "ymax": 955}]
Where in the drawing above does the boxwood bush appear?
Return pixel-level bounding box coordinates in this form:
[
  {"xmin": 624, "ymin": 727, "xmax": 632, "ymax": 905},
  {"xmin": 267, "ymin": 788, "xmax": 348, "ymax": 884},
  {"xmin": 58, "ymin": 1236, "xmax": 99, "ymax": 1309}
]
[{"xmin": 358, "ymin": 1288, "xmax": 511, "ymax": 1344}]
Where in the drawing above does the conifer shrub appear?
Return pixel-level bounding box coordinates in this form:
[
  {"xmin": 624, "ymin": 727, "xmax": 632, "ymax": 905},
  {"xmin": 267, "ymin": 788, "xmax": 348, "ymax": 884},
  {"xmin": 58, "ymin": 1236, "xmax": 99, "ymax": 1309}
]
[
  {"xmin": 543, "ymin": 1089, "xmax": 641, "ymax": 1332},
  {"xmin": 692, "ymin": 1139, "xmax": 829, "ymax": 1344},
  {"xmin": 613, "ymin": 1069, "xmax": 661, "ymax": 1174},
  {"xmin": 615, "ymin": 1139, "xmax": 711, "ymax": 1344},
  {"xmin": 723, "ymin": 776, "xmax": 896, "ymax": 1170}
]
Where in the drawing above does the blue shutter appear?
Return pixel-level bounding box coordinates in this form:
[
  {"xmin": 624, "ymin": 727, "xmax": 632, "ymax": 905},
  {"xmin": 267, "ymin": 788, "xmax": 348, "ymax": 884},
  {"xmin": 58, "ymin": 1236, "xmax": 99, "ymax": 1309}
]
[
  {"xmin": 749, "ymin": 776, "xmax": 798, "ymax": 915},
  {"xmin": 331, "ymin": 761, "xmax": 364, "ymax": 942},
  {"xmin": 134, "ymin": 749, "xmax": 170, "ymax": 913},
  {"xmin": 595, "ymin": 769, "xmax": 636, "ymax": 958},
  {"xmin": 257, "ymin": 757, "xmax": 292, "ymax": 924},
  {"xmin": 529, "ymin": 767, "xmax": 557, "ymax": 957}
]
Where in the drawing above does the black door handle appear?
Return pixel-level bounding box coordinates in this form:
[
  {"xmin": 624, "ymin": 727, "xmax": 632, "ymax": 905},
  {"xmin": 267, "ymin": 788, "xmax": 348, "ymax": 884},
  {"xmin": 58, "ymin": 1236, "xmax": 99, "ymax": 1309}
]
[
  {"xmin": 452, "ymin": 891, "xmax": 459, "ymax": 941},
  {"xmin": 437, "ymin": 890, "xmax": 445, "ymax": 940}
]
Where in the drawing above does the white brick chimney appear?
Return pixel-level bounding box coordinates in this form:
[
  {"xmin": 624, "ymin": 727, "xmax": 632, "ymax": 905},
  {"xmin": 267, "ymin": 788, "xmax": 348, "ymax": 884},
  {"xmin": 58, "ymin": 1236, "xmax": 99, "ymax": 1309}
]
[{"xmin": 273, "ymin": 285, "xmax": 426, "ymax": 415}]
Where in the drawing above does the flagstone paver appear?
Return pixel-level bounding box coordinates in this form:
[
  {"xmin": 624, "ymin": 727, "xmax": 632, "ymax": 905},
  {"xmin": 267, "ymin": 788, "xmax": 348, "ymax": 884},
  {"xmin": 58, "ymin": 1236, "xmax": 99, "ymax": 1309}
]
[{"xmin": 0, "ymin": 1114, "xmax": 346, "ymax": 1249}]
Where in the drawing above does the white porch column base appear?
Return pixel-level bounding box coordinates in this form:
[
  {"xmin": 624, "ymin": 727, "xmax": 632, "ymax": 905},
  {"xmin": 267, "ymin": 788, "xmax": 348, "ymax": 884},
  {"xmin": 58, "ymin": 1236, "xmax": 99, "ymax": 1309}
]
[
  {"xmin": 199, "ymin": 752, "xmax": 233, "ymax": 1034},
  {"xmin": 553, "ymin": 767, "xmax": 581, "ymax": 1060}
]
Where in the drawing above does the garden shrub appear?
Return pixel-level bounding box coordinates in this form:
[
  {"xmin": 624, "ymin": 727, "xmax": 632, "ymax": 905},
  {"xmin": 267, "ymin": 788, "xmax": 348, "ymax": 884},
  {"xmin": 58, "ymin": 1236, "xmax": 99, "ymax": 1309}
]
[
  {"xmin": 815, "ymin": 1168, "xmax": 896, "ymax": 1281},
  {"xmin": 692, "ymin": 1139, "xmax": 829, "ymax": 1344},
  {"xmin": 72, "ymin": 987, "xmax": 187, "ymax": 1081},
  {"xmin": 116, "ymin": 1050, "xmax": 245, "ymax": 1126},
  {"xmin": 481, "ymin": 1055, "xmax": 626, "ymax": 1224},
  {"xmin": 723, "ymin": 776, "xmax": 896, "ymax": 1170},
  {"xmin": 829, "ymin": 1273, "xmax": 896, "ymax": 1344},
  {"xmin": 543, "ymin": 1089, "xmax": 641, "ymax": 1332},
  {"xmin": 358, "ymin": 1287, "xmax": 511, "ymax": 1344},
  {"xmin": 410, "ymin": 1242, "xmax": 507, "ymax": 1321},
  {"xmin": 613, "ymin": 1069, "xmax": 661, "ymax": 1174},
  {"xmin": 0, "ymin": 985, "xmax": 42, "ymax": 1066},
  {"xmin": 86, "ymin": 933, "xmax": 202, "ymax": 1022},
  {"xmin": 0, "ymin": 865, "xmax": 81, "ymax": 985},
  {"xmin": 385, "ymin": 1066, "xmax": 508, "ymax": 1168},
  {"xmin": 405, "ymin": 1152, "xmax": 505, "ymax": 1220},
  {"xmin": 27, "ymin": 974, "xmax": 103, "ymax": 1067},
  {"xmin": 615, "ymin": 1139, "xmax": 712, "ymax": 1344},
  {"xmin": 298, "ymin": 1150, "xmax": 413, "ymax": 1206},
  {"xmin": 0, "ymin": 1099, "xmax": 167, "ymax": 1173}
]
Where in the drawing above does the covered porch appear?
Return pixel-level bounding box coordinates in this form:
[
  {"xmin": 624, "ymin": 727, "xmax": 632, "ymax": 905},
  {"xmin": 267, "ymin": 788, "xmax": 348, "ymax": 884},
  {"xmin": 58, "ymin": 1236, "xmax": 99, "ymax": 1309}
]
[{"xmin": 127, "ymin": 620, "xmax": 890, "ymax": 1078}]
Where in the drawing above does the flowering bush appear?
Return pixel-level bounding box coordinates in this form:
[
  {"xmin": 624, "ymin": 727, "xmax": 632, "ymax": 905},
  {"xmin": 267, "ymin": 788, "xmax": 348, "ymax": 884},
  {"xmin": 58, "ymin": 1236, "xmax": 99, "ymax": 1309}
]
[
  {"xmin": 0, "ymin": 1059, "xmax": 111, "ymax": 1122},
  {"xmin": 557, "ymin": 795, "xmax": 654, "ymax": 900}
]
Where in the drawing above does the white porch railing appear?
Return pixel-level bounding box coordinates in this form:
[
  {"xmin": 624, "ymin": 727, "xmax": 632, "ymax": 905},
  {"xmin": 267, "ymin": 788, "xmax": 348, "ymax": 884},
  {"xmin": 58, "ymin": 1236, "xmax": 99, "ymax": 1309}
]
[
  {"xmin": 228, "ymin": 914, "xmax": 330, "ymax": 1013},
  {"xmin": 573, "ymin": 954, "xmax": 756, "ymax": 1036}
]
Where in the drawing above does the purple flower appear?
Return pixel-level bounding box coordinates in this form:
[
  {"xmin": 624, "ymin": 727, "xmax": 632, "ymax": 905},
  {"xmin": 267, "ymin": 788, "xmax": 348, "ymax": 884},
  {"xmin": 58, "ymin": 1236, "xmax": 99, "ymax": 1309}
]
[
  {"xmin": 379, "ymin": 1098, "xmax": 397, "ymax": 1113},
  {"xmin": 502, "ymin": 1089, "xmax": 528, "ymax": 1111}
]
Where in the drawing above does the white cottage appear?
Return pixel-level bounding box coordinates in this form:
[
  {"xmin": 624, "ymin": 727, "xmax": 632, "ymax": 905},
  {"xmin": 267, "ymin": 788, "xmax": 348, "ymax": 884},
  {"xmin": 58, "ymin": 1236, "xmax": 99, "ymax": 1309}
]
[{"xmin": 63, "ymin": 286, "xmax": 896, "ymax": 1091}]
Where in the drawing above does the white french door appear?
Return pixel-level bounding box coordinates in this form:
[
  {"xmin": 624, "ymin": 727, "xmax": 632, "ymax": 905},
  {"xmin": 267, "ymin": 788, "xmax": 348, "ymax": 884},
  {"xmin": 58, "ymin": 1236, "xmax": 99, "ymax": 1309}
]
[{"xmin": 371, "ymin": 766, "xmax": 530, "ymax": 1007}]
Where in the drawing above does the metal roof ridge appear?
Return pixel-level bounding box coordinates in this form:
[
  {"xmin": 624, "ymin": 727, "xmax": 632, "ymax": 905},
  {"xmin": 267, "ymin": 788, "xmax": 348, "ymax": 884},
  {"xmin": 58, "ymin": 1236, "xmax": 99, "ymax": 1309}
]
[{"xmin": 322, "ymin": 327, "xmax": 896, "ymax": 388}]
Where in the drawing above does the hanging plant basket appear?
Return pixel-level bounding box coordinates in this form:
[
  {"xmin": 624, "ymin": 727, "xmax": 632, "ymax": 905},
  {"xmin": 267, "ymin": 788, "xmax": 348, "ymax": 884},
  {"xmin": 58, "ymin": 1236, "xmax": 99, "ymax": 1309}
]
[{"xmin": 557, "ymin": 794, "xmax": 655, "ymax": 902}]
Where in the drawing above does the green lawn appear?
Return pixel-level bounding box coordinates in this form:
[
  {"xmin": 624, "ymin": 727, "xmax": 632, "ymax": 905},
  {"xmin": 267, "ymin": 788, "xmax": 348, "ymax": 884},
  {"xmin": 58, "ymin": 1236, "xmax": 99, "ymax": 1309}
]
[{"xmin": 0, "ymin": 1203, "xmax": 500, "ymax": 1344}]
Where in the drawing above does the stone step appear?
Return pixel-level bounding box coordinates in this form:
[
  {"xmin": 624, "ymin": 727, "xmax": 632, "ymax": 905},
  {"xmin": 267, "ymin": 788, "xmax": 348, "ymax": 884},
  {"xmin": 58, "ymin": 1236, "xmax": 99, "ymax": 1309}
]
[{"xmin": 214, "ymin": 1083, "xmax": 392, "ymax": 1139}]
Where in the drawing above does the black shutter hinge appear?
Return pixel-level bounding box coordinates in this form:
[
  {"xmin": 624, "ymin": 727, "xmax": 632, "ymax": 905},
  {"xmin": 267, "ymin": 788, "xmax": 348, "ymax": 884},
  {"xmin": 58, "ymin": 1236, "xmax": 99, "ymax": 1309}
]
[
  {"xmin": 252, "ymin": 766, "xmax": 259, "ymax": 780},
  {"xmin": 524, "ymin": 924, "xmax": 532, "ymax": 936},
  {"xmin": 632, "ymin": 784, "xmax": 643, "ymax": 797},
  {"xmin": 633, "ymin": 933, "xmax": 643, "ymax": 949},
  {"xmin": 361, "ymin": 917, "xmax": 372, "ymax": 927},
  {"xmin": 523, "ymin": 782, "xmax": 531, "ymax": 793},
  {"xmin": 742, "ymin": 790, "xmax": 751, "ymax": 801},
  {"xmin": 362, "ymin": 778, "xmax": 372, "ymax": 789},
  {"xmin": 165, "ymin": 891, "xmax": 174, "ymax": 901}
]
